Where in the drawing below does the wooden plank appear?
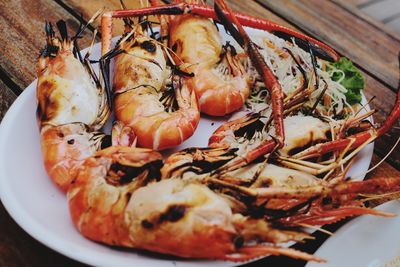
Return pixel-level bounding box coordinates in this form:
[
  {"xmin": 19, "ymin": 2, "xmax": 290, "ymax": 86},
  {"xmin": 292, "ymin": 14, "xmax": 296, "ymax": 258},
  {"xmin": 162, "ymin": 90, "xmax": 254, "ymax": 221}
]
[
  {"xmin": 0, "ymin": 0, "xmax": 94, "ymax": 90},
  {"xmin": 361, "ymin": 0, "xmax": 400, "ymax": 21},
  {"xmin": 256, "ymin": 0, "xmax": 400, "ymax": 91},
  {"xmin": 332, "ymin": 0, "xmax": 400, "ymax": 42},
  {"xmin": 58, "ymin": 0, "xmax": 143, "ymax": 36},
  {"xmin": 0, "ymin": 201, "xmax": 87, "ymax": 267},
  {"xmin": 0, "ymin": 82, "xmax": 17, "ymax": 122},
  {"xmin": 59, "ymin": 0, "xmax": 292, "ymax": 35}
]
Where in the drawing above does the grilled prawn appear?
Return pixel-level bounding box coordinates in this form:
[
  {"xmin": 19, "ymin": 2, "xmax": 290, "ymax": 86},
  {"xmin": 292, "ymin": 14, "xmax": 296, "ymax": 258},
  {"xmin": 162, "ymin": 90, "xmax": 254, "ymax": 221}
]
[
  {"xmin": 37, "ymin": 19, "xmax": 110, "ymax": 191},
  {"xmin": 161, "ymin": 147, "xmax": 399, "ymax": 227},
  {"xmin": 158, "ymin": 0, "xmax": 251, "ymax": 116},
  {"xmin": 68, "ymin": 145, "xmax": 399, "ymax": 262},
  {"xmin": 68, "ymin": 146, "xmax": 322, "ymax": 262},
  {"xmin": 104, "ymin": 25, "xmax": 199, "ymax": 150}
]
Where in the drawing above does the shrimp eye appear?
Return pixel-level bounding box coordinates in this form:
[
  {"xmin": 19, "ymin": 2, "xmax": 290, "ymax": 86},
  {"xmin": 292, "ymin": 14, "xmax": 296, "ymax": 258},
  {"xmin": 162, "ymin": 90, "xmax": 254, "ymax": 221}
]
[
  {"xmin": 67, "ymin": 139, "xmax": 75, "ymax": 145},
  {"xmin": 140, "ymin": 41, "xmax": 156, "ymax": 53}
]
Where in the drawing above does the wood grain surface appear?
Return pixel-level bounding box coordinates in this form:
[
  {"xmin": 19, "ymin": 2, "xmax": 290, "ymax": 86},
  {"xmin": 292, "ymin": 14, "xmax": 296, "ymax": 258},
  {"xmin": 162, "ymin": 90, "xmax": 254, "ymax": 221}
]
[
  {"xmin": 0, "ymin": 1, "xmax": 398, "ymax": 267},
  {"xmin": 333, "ymin": 0, "xmax": 400, "ymax": 42},
  {"xmin": 256, "ymin": 0, "xmax": 400, "ymax": 91},
  {"xmin": 0, "ymin": 80, "xmax": 16, "ymax": 123}
]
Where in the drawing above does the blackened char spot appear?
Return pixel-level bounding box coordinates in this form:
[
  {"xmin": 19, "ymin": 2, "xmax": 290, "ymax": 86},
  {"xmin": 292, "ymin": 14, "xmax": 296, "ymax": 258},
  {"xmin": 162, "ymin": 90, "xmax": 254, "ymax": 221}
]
[
  {"xmin": 234, "ymin": 118, "xmax": 265, "ymax": 140},
  {"xmin": 322, "ymin": 197, "xmax": 332, "ymax": 205},
  {"xmin": 167, "ymin": 147, "xmax": 238, "ymax": 176},
  {"xmin": 260, "ymin": 178, "xmax": 272, "ymax": 187},
  {"xmin": 141, "ymin": 220, "xmax": 154, "ymax": 229},
  {"xmin": 140, "ymin": 40, "xmax": 156, "ymax": 53},
  {"xmin": 287, "ymin": 136, "xmax": 326, "ymax": 156},
  {"xmin": 106, "ymin": 159, "xmax": 162, "ymax": 186},
  {"xmin": 100, "ymin": 135, "xmax": 112, "ymax": 149},
  {"xmin": 233, "ymin": 235, "xmax": 244, "ymax": 248},
  {"xmin": 159, "ymin": 205, "xmax": 187, "ymax": 223}
]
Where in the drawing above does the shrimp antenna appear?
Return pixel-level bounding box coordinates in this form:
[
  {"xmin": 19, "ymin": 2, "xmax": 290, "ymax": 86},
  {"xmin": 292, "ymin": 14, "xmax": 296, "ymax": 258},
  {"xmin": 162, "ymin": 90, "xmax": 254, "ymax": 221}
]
[
  {"xmin": 272, "ymin": 31, "xmax": 336, "ymax": 62},
  {"xmin": 99, "ymin": 44, "xmax": 125, "ymax": 110},
  {"xmin": 308, "ymin": 41, "xmax": 320, "ymax": 90},
  {"xmin": 120, "ymin": 0, "xmax": 134, "ymax": 28},
  {"xmin": 73, "ymin": 9, "xmax": 103, "ymax": 41},
  {"xmin": 214, "ymin": 2, "xmax": 245, "ymax": 48},
  {"xmin": 284, "ymin": 48, "xmax": 309, "ymax": 90},
  {"xmin": 83, "ymin": 30, "xmax": 101, "ymax": 88}
]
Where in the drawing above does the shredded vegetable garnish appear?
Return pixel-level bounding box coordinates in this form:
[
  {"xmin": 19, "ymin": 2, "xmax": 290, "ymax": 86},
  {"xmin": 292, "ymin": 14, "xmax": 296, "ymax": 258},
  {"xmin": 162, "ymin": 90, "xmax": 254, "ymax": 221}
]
[{"xmin": 235, "ymin": 32, "xmax": 364, "ymax": 118}]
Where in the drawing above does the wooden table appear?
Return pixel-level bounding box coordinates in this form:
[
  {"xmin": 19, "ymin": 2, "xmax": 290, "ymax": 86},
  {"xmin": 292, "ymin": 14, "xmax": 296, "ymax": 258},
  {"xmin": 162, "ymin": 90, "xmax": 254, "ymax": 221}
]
[{"xmin": 0, "ymin": 0, "xmax": 399, "ymax": 266}]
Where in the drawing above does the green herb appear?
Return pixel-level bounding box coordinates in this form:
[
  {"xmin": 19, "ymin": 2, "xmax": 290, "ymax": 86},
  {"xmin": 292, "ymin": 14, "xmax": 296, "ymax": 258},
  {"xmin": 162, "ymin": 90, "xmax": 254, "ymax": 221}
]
[{"xmin": 328, "ymin": 57, "xmax": 365, "ymax": 104}]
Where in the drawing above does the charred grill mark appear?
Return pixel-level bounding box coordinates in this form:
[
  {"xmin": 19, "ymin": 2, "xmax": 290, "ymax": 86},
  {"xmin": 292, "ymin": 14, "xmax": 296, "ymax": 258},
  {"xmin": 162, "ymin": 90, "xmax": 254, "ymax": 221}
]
[
  {"xmin": 260, "ymin": 178, "xmax": 272, "ymax": 187},
  {"xmin": 100, "ymin": 135, "xmax": 112, "ymax": 149},
  {"xmin": 287, "ymin": 130, "xmax": 327, "ymax": 156},
  {"xmin": 141, "ymin": 220, "xmax": 154, "ymax": 229},
  {"xmin": 36, "ymin": 104, "xmax": 44, "ymax": 124},
  {"xmin": 123, "ymin": 39, "xmax": 163, "ymax": 71},
  {"xmin": 165, "ymin": 147, "xmax": 238, "ymax": 177},
  {"xmin": 255, "ymin": 197, "xmax": 316, "ymax": 220},
  {"xmin": 106, "ymin": 159, "xmax": 162, "ymax": 186},
  {"xmin": 233, "ymin": 235, "xmax": 244, "ymax": 248},
  {"xmin": 233, "ymin": 113, "xmax": 266, "ymax": 140},
  {"xmin": 38, "ymin": 79, "xmax": 60, "ymax": 123},
  {"xmin": 141, "ymin": 205, "xmax": 188, "ymax": 229},
  {"xmin": 159, "ymin": 205, "xmax": 187, "ymax": 223}
]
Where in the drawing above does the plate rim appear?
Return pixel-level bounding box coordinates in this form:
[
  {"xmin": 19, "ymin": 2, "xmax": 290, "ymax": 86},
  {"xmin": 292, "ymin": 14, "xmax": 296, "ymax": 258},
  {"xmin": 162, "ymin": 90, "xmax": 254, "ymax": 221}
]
[{"xmin": 305, "ymin": 200, "xmax": 400, "ymax": 267}]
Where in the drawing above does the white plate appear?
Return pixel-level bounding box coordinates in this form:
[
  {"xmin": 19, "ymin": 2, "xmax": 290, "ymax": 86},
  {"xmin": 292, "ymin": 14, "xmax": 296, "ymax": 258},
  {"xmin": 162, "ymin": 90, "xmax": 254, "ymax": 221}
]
[
  {"xmin": 0, "ymin": 27, "xmax": 373, "ymax": 267},
  {"xmin": 306, "ymin": 200, "xmax": 400, "ymax": 267}
]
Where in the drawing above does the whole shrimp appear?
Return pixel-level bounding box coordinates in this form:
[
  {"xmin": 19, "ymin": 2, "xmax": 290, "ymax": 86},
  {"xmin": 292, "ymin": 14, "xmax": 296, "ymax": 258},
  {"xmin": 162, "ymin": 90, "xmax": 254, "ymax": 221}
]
[
  {"xmin": 68, "ymin": 145, "xmax": 400, "ymax": 262},
  {"xmin": 105, "ymin": 24, "xmax": 200, "ymax": 150},
  {"xmin": 161, "ymin": 147, "xmax": 398, "ymax": 227},
  {"xmin": 68, "ymin": 146, "xmax": 321, "ymax": 262},
  {"xmin": 37, "ymin": 18, "xmax": 110, "ymax": 191},
  {"xmin": 149, "ymin": 0, "xmax": 251, "ymax": 116}
]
